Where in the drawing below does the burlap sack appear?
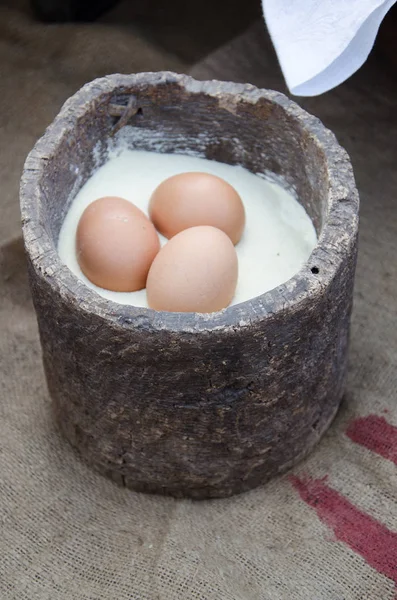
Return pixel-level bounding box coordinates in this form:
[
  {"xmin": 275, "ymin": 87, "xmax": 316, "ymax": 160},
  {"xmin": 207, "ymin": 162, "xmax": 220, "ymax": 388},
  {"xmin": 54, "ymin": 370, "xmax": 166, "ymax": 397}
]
[
  {"xmin": 1, "ymin": 14, "xmax": 397, "ymax": 600},
  {"xmin": 0, "ymin": 0, "xmax": 185, "ymax": 247}
]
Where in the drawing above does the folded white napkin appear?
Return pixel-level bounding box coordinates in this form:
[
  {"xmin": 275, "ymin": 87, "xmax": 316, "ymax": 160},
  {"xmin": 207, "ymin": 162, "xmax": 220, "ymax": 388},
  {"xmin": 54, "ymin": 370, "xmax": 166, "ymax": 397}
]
[{"xmin": 262, "ymin": 0, "xmax": 396, "ymax": 96}]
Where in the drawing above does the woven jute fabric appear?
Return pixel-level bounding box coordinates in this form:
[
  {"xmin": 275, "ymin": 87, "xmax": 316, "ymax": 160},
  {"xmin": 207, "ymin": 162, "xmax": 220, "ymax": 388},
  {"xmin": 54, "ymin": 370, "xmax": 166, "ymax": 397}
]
[
  {"xmin": 0, "ymin": 0, "xmax": 185, "ymax": 247},
  {"xmin": 1, "ymin": 16, "xmax": 397, "ymax": 600}
]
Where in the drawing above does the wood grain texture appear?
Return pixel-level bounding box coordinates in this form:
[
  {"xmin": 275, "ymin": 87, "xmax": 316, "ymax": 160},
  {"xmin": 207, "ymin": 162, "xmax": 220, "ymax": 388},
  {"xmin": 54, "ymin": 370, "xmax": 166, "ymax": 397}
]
[{"xmin": 20, "ymin": 72, "xmax": 359, "ymax": 498}]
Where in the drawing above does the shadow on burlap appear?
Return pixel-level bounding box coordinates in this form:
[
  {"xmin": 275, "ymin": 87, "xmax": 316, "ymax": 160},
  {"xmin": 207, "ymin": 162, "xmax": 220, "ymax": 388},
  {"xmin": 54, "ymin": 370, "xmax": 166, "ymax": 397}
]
[{"xmin": 1, "ymin": 16, "xmax": 397, "ymax": 600}]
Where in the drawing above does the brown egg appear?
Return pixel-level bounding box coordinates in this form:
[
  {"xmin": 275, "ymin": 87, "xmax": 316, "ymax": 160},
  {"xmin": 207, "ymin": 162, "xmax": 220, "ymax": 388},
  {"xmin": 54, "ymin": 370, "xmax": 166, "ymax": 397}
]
[
  {"xmin": 149, "ymin": 172, "xmax": 245, "ymax": 244},
  {"xmin": 76, "ymin": 196, "xmax": 160, "ymax": 292},
  {"xmin": 146, "ymin": 226, "xmax": 238, "ymax": 313}
]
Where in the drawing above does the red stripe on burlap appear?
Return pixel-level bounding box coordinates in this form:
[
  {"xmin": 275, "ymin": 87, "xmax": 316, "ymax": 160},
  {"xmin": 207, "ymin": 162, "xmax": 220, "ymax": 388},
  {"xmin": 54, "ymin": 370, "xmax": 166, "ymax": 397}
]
[
  {"xmin": 289, "ymin": 475, "xmax": 397, "ymax": 588},
  {"xmin": 346, "ymin": 415, "xmax": 397, "ymax": 466}
]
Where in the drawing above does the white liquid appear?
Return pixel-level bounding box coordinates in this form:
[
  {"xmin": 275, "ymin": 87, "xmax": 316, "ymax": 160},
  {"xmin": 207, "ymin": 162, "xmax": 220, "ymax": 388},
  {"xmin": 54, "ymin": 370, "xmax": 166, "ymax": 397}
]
[{"xmin": 58, "ymin": 150, "xmax": 317, "ymax": 307}]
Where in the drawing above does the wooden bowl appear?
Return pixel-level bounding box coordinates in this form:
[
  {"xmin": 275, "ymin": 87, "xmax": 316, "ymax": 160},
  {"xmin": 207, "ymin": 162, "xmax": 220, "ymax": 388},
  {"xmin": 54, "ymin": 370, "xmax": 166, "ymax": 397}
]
[{"xmin": 20, "ymin": 72, "xmax": 359, "ymax": 499}]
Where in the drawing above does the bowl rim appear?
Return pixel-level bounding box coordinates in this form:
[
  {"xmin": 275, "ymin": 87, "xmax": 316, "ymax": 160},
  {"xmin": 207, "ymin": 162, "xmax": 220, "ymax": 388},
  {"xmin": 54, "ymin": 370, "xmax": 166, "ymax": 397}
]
[{"xmin": 20, "ymin": 71, "xmax": 359, "ymax": 334}]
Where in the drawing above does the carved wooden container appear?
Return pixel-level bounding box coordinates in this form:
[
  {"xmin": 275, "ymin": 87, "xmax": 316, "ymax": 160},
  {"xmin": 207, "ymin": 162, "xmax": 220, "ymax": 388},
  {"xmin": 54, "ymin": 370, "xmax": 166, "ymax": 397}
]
[{"xmin": 20, "ymin": 73, "xmax": 359, "ymax": 498}]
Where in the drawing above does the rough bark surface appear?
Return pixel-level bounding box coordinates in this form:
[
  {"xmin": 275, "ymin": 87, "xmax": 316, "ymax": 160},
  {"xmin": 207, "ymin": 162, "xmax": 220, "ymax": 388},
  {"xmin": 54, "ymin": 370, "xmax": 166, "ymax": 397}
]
[{"xmin": 20, "ymin": 72, "xmax": 359, "ymax": 498}]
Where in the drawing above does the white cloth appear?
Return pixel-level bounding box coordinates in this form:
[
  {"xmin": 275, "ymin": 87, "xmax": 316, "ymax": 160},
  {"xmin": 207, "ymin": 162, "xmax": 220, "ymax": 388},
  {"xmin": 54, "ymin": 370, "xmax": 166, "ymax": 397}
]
[{"xmin": 262, "ymin": 0, "xmax": 396, "ymax": 96}]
